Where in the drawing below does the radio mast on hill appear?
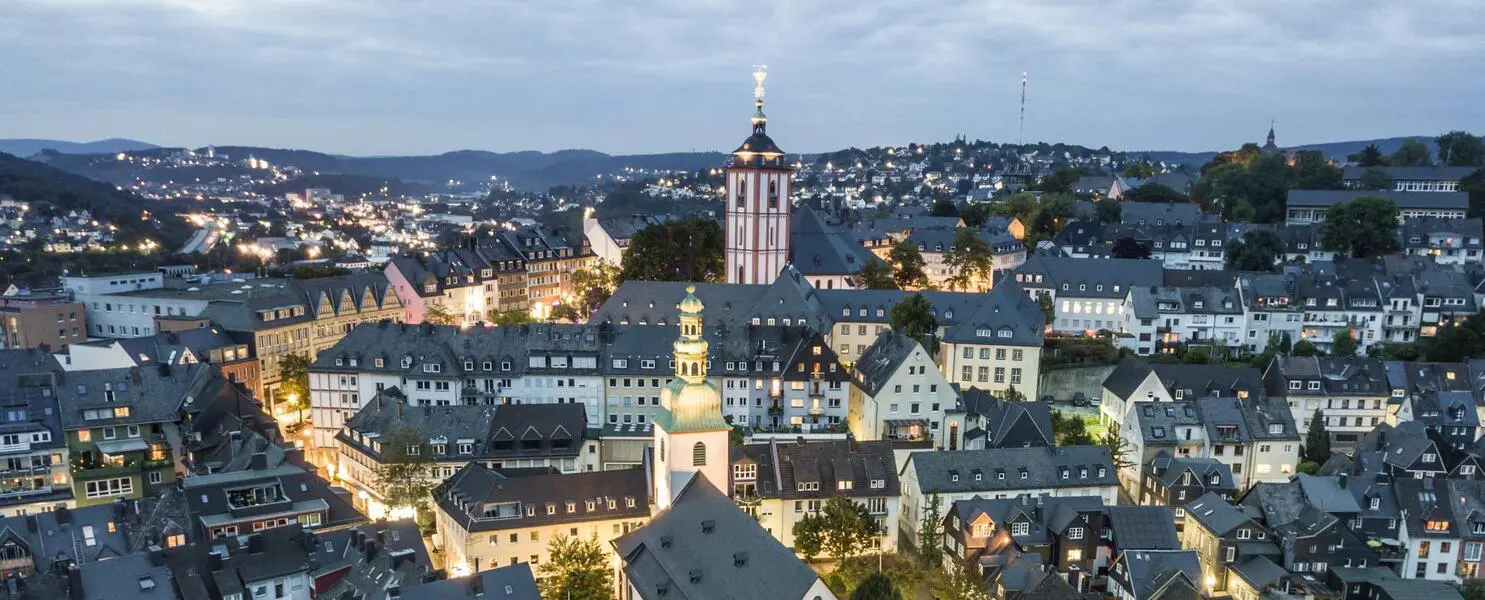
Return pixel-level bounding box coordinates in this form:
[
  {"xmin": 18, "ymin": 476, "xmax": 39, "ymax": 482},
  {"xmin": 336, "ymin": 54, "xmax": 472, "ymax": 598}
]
[{"xmin": 1018, "ymin": 71, "xmax": 1028, "ymax": 146}]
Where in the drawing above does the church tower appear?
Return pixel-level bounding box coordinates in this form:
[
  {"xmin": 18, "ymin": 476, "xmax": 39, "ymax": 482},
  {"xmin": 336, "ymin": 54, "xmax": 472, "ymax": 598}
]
[
  {"xmin": 725, "ymin": 66, "xmax": 794, "ymax": 285},
  {"xmin": 652, "ymin": 286, "xmax": 731, "ymax": 510}
]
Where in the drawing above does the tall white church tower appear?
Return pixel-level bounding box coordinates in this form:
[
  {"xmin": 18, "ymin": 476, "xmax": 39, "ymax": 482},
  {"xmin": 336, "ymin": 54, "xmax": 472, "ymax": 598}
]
[
  {"xmin": 652, "ymin": 286, "xmax": 731, "ymax": 510},
  {"xmin": 725, "ymin": 66, "xmax": 794, "ymax": 285}
]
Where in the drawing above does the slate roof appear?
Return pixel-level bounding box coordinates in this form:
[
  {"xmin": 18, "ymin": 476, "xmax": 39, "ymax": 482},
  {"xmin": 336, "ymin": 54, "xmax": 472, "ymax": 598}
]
[
  {"xmin": 340, "ymin": 390, "xmax": 586, "ymax": 462},
  {"xmin": 1355, "ymin": 421, "xmax": 1439, "ymax": 470},
  {"xmin": 1286, "ymin": 189, "xmax": 1469, "ymax": 210},
  {"xmin": 940, "ymin": 279, "xmax": 1045, "ymax": 347},
  {"xmin": 1107, "ymin": 506, "xmax": 1181, "ymax": 551},
  {"xmin": 1341, "ymin": 166, "xmax": 1478, "ymax": 182},
  {"xmin": 56, "ymin": 364, "xmax": 214, "ymax": 428},
  {"xmin": 74, "ymin": 551, "xmax": 174, "ymax": 600},
  {"xmin": 1145, "ymin": 451, "xmax": 1236, "ymax": 491},
  {"xmin": 197, "ymin": 273, "xmax": 399, "ymax": 333},
  {"xmin": 1115, "ymin": 550, "xmax": 1202, "ymax": 600},
  {"xmin": 313, "ymin": 520, "xmax": 435, "ymax": 600},
  {"xmin": 1395, "ymin": 478, "xmax": 1457, "ymax": 539},
  {"xmin": 1129, "ymin": 401, "xmax": 1201, "ymax": 447},
  {"xmin": 182, "ymin": 459, "xmax": 363, "ymax": 536},
  {"xmin": 905, "ymin": 445, "xmax": 1118, "ymax": 494},
  {"xmin": 951, "ymin": 494, "xmax": 1107, "ymax": 547},
  {"xmin": 1185, "ymin": 492, "xmax": 1253, "ymax": 536},
  {"xmin": 0, "ymin": 503, "xmax": 133, "ymax": 570},
  {"xmin": 156, "ymin": 522, "xmax": 319, "ymax": 597},
  {"xmin": 1229, "ymin": 556, "xmax": 1287, "ymax": 590},
  {"xmin": 790, "ymin": 206, "xmax": 877, "ymax": 277},
  {"xmin": 615, "ymin": 476, "xmax": 820, "ymax": 600},
  {"xmin": 1329, "ymin": 567, "xmax": 1465, "ymax": 600},
  {"xmin": 1120, "ymin": 202, "xmax": 1203, "ymax": 227},
  {"xmin": 733, "ymin": 437, "xmax": 900, "ymax": 501},
  {"xmin": 434, "ymin": 463, "xmax": 649, "ymax": 533},
  {"xmin": 1013, "ymin": 255, "xmax": 1163, "ymax": 299},
  {"xmin": 957, "ymin": 390, "xmax": 1054, "ymax": 448},
  {"xmin": 853, "ymin": 330, "xmax": 923, "ymax": 397},
  {"xmin": 399, "ymin": 563, "xmax": 540, "ymax": 600},
  {"xmin": 594, "ymin": 214, "xmax": 680, "ymax": 242},
  {"xmin": 1265, "ymin": 356, "xmax": 1390, "ymax": 397}
]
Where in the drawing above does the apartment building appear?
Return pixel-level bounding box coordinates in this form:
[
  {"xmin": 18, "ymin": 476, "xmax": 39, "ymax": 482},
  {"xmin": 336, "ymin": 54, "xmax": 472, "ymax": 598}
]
[
  {"xmin": 0, "ymin": 349, "xmax": 71, "ymax": 516},
  {"xmin": 846, "ymin": 331, "xmax": 956, "ymax": 445},
  {"xmin": 731, "ymin": 437, "xmax": 902, "ymax": 553},
  {"xmin": 1264, "ymin": 356, "xmax": 1391, "ymax": 448},
  {"xmin": 937, "ymin": 280, "xmax": 1045, "ymax": 400}
]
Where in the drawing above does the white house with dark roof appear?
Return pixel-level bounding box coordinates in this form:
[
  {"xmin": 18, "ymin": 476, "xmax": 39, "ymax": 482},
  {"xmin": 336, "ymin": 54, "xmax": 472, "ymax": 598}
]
[
  {"xmin": 1285, "ymin": 190, "xmax": 1468, "ymax": 225},
  {"xmin": 899, "ymin": 445, "xmax": 1119, "ymax": 548},
  {"xmin": 846, "ymin": 331, "xmax": 956, "ymax": 446},
  {"xmin": 937, "ymin": 279, "xmax": 1046, "ymax": 401},
  {"xmin": 1010, "ymin": 255, "xmax": 1163, "ymax": 338},
  {"xmin": 731, "ymin": 436, "xmax": 904, "ymax": 553}
]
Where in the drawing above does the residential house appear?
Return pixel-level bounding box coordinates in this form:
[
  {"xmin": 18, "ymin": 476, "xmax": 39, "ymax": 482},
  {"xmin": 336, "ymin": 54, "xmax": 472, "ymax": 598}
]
[
  {"xmin": 937, "ymin": 280, "xmax": 1046, "ymax": 400},
  {"xmin": 0, "ymin": 349, "xmax": 70, "ymax": 516},
  {"xmin": 432, "ymin": 462, "xmax": 648, "ymax": 575},
  {"xmin": 1264, "ymin": 356, "xmax": 1391, "ymax": 449},
  {"xmin": 899, "ymin": 446, "xmax": 1119, "ymax": 548},
  {"xmin": 943, "ymin": 390, "xmax": 1054, "ymax": 452},
  {"xmin": 1107, "ymin": 549, "xmax": 1204, "ymax": 600},
  {"xmin": 582, "ymin": 213, "xmax": 678, "ymax": 267},
  {"xmin": 399, "ymin": 563, "xmax": 540, "ymax": 600},
  {"xmin": 731, "ymin": 437, "xmax": 902, "ymax": 553},
  {"xmin": 943, "ymin": 494, "xmax": 1110, "ymax": 584},
  {"xmin": 1399, "ymin": 218, "xmax": 1483, "ymax": 265},
  {"xmin": 1139, "ymin": 451, "xmax": 1238, "ymax": 530},
  {"xmin": 846, "ymin": 331, "xmax": 956, "ymax": 445},
  {"xmin": 1181, "ymin": 492, "xmax": 1276, "ymax": 595}
]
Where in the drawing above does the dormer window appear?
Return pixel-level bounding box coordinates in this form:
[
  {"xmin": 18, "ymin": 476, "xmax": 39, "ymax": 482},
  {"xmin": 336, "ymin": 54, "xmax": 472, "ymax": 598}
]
[
  {"xmin": 1423, "ymin": 453, "xmax": 1437, "ymax": 463},
  {"xmin": 424, "ymin": 363, "xmax": 441, "ymax": 373},
  {"xmin": 1370, "ymin": 497, "xmax": 1380, "ymax": 510},
  {"xmin": 1307, "ymin": 381, "xmax": 1320, "ymax": 390}
]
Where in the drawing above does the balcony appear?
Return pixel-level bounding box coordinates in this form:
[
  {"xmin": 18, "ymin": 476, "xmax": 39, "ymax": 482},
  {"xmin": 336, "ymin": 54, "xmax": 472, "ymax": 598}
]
[
  {"xmin": 71, "ymin": 460, "xmax": 141, "ymax": 479},
  {"xmin": 767, "ymin": 406, "xmax": 784, "ymax": 417},
  {"xmin": 767, "ymin": 388, "xmax": 783, "ymax": 400},
  {"xmin": 808, "ymin": 406, "xmax": 826, "ymax": 416}
]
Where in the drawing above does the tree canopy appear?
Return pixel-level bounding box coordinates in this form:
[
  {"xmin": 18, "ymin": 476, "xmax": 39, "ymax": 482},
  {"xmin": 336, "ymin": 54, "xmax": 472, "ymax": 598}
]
[
  {"xmin": 891, "ymin": 294, "xmax": 937, "ymax": 343},
  {"xmin": 850, "ymin": 573, "xmax": 903, "ymax": 600},
  {"xmin": 943, "ymin": 228, "xmax": 993, "ymax": 291},
  {"xmin": 929, "ymin": 200, "xmax": 960, "ymax": 217},
  {"xmin": 792, "ymin": 496, "xmax": 879, "ymax": 564},
  {"xmin": 1438, "ymin": 131, "xmax": 1485, "ymax": 167},
  {"xmin": 1303, "ymin": 410, "xmax": 1331, "ymax": 465},
  {"xmin": 1347, "ymin": 144, "xmax": 1388, "ymax": 167},
  {"xmin": 374, "ymin": 427, "xmax": 436, "ymax": 511},
  {"xmin": 1331, "ymin": 331, "xmax": 1358, "ymax": 357},
  {"xmin": 618, "ymin": 217, "xmax": 725, "ymax": 282},
  {"xmin": 1356, "ymin": 167, "xmax": 1394, "ymax": 191},
  {"xmin": 1320, "ymin": 195, "xmax": 1400, "ymax": 258},
  {"xmin": 570, "ymin": 259, "xmax": 619, "ymax": 314},
  {"xmin": 1422, "ymin": 312, "xmax": 1485, "ymax": 362},
  {"xmin": 1095, "ymin": 200, "xmax": 1122, "ymax": 224},
  {"xmin": 858, "ymin": 258, "xmax": 897, "ymax": 290},
  {"xmin": 1391, "ymin": 140, "xmax": 1434, "ymax": 167},
  {"xmin": 1224, "ymin": 229, "xmax": 1284, "ymax": 272},
  {"xmin": 277, "ymin": 353, "xmax": 311, "ymax": 415},
  {"xmin": 888, "ymin": 240, "xmax": 929, "ymax": 289},
  {"xmin": 536, "ymin": 535, "xmax": 613, "ymax": 600}
]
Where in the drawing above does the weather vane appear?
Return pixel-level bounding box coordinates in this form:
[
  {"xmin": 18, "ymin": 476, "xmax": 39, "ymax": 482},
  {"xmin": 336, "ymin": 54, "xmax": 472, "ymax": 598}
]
[{"xmin": 752, "ymin": 65, "xmax": 768, "ymax": 106}]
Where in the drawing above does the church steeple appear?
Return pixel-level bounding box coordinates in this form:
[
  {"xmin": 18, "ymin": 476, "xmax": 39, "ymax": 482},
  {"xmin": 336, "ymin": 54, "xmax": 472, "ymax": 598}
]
[
  {"xmin": 1266, "ymin": 121, "xmax": 1276, "ymax": 146},
  {"xmin": 732, "ymin": 66, "xmax": 786, "ymax": 168},
  {"xmin": 653, "ymin": 286, "xmax": 730, "ymax": 510},
  {"xmin": 725, "ymin": 66, "xmax": 794, "ymax": 285}
]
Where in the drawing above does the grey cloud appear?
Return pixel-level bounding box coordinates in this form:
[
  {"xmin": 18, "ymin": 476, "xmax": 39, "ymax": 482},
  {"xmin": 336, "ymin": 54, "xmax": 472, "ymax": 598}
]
[{"xmin": 1, "ymin": 0, "xmax": 1481, "ymax": 155}]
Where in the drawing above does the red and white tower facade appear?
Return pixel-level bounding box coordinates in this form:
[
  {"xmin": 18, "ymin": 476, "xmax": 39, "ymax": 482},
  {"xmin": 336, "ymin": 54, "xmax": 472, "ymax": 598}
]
[{"xmin": 725, "ymin": 66, "xmax": 794, "ymax": 285}]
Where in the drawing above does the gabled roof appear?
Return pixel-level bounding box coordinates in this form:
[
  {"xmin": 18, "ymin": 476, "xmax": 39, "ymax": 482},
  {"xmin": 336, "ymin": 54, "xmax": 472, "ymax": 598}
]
[
  {"xmin": 905, "ymin": 445, "xmax": 1117, "ymax": 494},
  {"xmin": 789, "ymin": 206, "xmax": 877, "ymax": 277},
  {"xmin": 1185, "ymin": 492, "xmax": 1253, "ymax": 536},
  {"xmin": 614, "ymin": 477, "xmax": 820, "ymax": 600},
  {"xmin": 733, "ymin": 437, "xmax": 901, "ymax": 500},
  {"xmin": 434, "ymin": 463, "xmax": 649, "ymax": 533},
  {"xmin": 941, "ymin": 279, "xmax": 1045, "ymax": 347},
  {"xmin": 853, "ymin": 330, "xmax": 924, "ymax": 397},
  {"xmin": 1286, "ymin": 189, "xmax": 1469, "ymax": 210},
  {"xmin": 1108, "ymin": 506, "xmax": 1180, "ymax": 551}
]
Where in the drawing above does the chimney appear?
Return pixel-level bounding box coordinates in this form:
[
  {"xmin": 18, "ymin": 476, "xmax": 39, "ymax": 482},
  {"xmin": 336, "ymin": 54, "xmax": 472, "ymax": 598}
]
[
  {"xmin": 796, "ymin": 436, "xmax": 806, "ymax": 447},
  {"xmin": 377, "ymin": 530, "xmax": 387, "ymax": 546},
  {"xmin": 1338, "ymin": 473, "xmax": 1348, "ymax": 489},
  {"xmin": 249, "ymin": 452, "xmax": 268, "ymax": 471},
  {"xmin": 65, "ymin": 565, "xmax": 82, "ymax": 600},
  {"xmin": 207, "ymin": 551, "xmax": 224, "ymax": 572},
  {"xmin": 396, "ymin": 403, "xmax": 403, "ymax": 418},
  {"xmin": 247, "ymin": 534, "xmax": 264, "ymax": 554},
  {"xmin": 469, "ymin": 575, "xmax": 485, "ymax": 597},
  {"xmin": 363, "ymin": 540, "xmax": 378, "ymax": 563},
  {"xmin": 386, "ymin": 586, "xmax": 400, "ymax": 600}
]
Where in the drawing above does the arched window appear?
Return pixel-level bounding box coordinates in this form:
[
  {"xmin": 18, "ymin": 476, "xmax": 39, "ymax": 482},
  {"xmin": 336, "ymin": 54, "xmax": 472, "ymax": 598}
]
[{"xmin": 692, "ymin": 442, "xmax": 707, "ymax": 466}]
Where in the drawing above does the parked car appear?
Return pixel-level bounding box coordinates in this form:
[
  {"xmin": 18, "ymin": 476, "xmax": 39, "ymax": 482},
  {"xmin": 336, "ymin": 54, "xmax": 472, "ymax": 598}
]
[
  {"xmin": 1072, "ymin": 392, "xmax": 1089, "ymax": 407},
  {"xmin": 1039, "ymin": 395, "xmax": 1055, "ymax": 403}
]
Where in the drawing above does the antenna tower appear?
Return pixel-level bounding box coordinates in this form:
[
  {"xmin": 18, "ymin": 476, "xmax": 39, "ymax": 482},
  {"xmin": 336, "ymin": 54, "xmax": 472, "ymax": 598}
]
[{"xmin": 1018, "ymin": 71, "xmax": 1028, "ymax": 146}]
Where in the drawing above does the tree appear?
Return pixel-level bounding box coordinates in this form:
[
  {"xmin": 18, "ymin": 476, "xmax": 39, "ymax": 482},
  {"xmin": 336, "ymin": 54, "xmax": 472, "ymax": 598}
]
[
  {"xmin": 959, "ymin": 202, "xmax": 992, "ymax": 228},
  {"xmin": 1110, "ymin": 237, "xmax": 1151, "ymax": 260},
  {"xmin": 619, "ymin": 217, "xmax": 725, "ymax": 282},
  {"xmin": 537, "ymin": 534, "xmax": 613, "ymax": 600},
  {"xmin": 1122, "ymin": 162, "xmax": 1157, "ymax": 179},
  {"xmin": 943, "ymin": 229, "xmax": 993, "ymax": 291},
  {"xmin": 570, "ymin": 259, "xmax": 618, "ymax": 313},
  {"xmin": 1356, "ymin": 167, "xmax": 1394, "ymax": 191},
  {"xmin": 917, "ymin": 493, "xmax": 944, "ymax": 567},
  {"xmin": 1224, "ymin": 229, "xmax": 1284, "ymax": 272},
  {"xmin": 891, "ymin": 294, "xmax": 937, "ymax": 344},
  {"xmin": 930, "ymin": 200, "xmax": 960, "ymax": 217},
  {"xmin": 1461, "ymin": 168, "xmax": 1485, "ymax": 218},
  {"xmin": 1321, "ymin": 195, "xmax": 1400, "ymax": 258},
  {"xmin": 1422, "ymin": 312, "xmax": 1485, "ymax": 362},
  {"xmin": 888, "ymin": 240, "xmax": 929, "ymax": 289},
  {"xmin": 1391, "ymin": 139, "xmax": 1434, "ymax": 167},
  {"xmin": 791, "ymin": 496, "xmax": 878, "ymax": 565},
  {"xmin": 1347, "ymin": 144, "xmax": 1388, "ymax": 167},
  {"xmin": 1035, "ymin": 291, "xmax": 1054, "ymax": 327},
  {"xmin": 548, "ymin": 304, "xmax": 583, "ymax": 323},
  {"xmin": 1303, "ymin": 410, "xmax": 1331, "ymax": 465},
  {"xmin": 994, "ymin": 192, "xmax": 1038, "ymax": 224},
  {"xmin": 1028, "ymin": 193, "xmax": 1075, "ymax": 238},
  {"xmin": 423, "ymin": 303, "xmax": 457, "ymax": 325},
  {"xmin": 1293, "ymin": 339, "xmax": 1319, "ymax": 357},
  {"xmin": 1051, "ymin": 410, "xmax": 1094, "ymax": 445},
  {"xmin": 277, "ymin": 353, "xmax": 311, "ymax": 420},
  {"xmin": 1102, "ymin": 428, "xmax": 1135, "ymax": 473},
  {"xmin": 1438, "ymin": 131, "xmax": 1485, "ymax": 167},
  {"xmin": 374, "ymin": 427, "xmax": 436, "ymax": 512},
  {"xmin": 489, "ymin": 309, "xmax": 534, "ymax": 326},
  {"xmin": 933, "ymin": 559, "xmax": 986, "ymax": 600},
  {"xmin": 1037, "ymin": 167, "xmax": 1081, "ymax": 194},
  {"xmin": 850, "ymin": 573, "xmax": 902, "ymax": 600},
  {"xmin": 1462, "ymin": 576, "xmax": 1485, "ymax": 600},
  {"xmin": 1332, "ymin": 331, "xmax": 1358, "ymax": 357},
  {"xmin": 1122, "ymin": 183, "xmax": 1187, "ymax": 204},
  {"xmin": 1095, "ymin": 200, "xmax": 1122, "ymax": 224},
  {"xmin": 1290, "ymin": 150, "xmax": 1344, "ymax": 190},
  {"xmin": 1001, "ymin": 384, "xmax": 1026, "ymax": 403},
  {"xmin": 859, "ymin": 258, "xmax": 897, "ymax": 290}
]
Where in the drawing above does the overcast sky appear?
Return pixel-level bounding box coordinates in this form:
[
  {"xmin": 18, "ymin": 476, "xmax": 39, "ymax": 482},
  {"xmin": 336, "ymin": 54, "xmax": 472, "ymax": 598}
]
[{"xmin": 3, "ymin": 0, "xmax": 1482, "ymax": 156}]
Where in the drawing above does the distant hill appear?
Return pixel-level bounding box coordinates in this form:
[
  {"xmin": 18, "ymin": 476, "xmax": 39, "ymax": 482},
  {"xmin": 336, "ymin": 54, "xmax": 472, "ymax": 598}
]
[
  {"xmin": 0, "ymin": 151, "xmax": 189, "ymax": 247},
  {"xmin": 35, "ymin": 145, "xmax": 728, "ymax": 191},
  {"xmin": 0, "ymin": 138, "xmax": 157, "ymax": 157},
  {"xmin": 1135, "ymin": 136, "xmax": 1433, "ymax": 166}
]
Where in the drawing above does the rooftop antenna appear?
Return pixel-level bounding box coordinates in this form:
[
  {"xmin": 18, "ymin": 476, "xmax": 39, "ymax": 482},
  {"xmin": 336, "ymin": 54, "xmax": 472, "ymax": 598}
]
[{"xmin": 1018, "ymin": 71, "xmax": 1028, "ymax": 146}]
